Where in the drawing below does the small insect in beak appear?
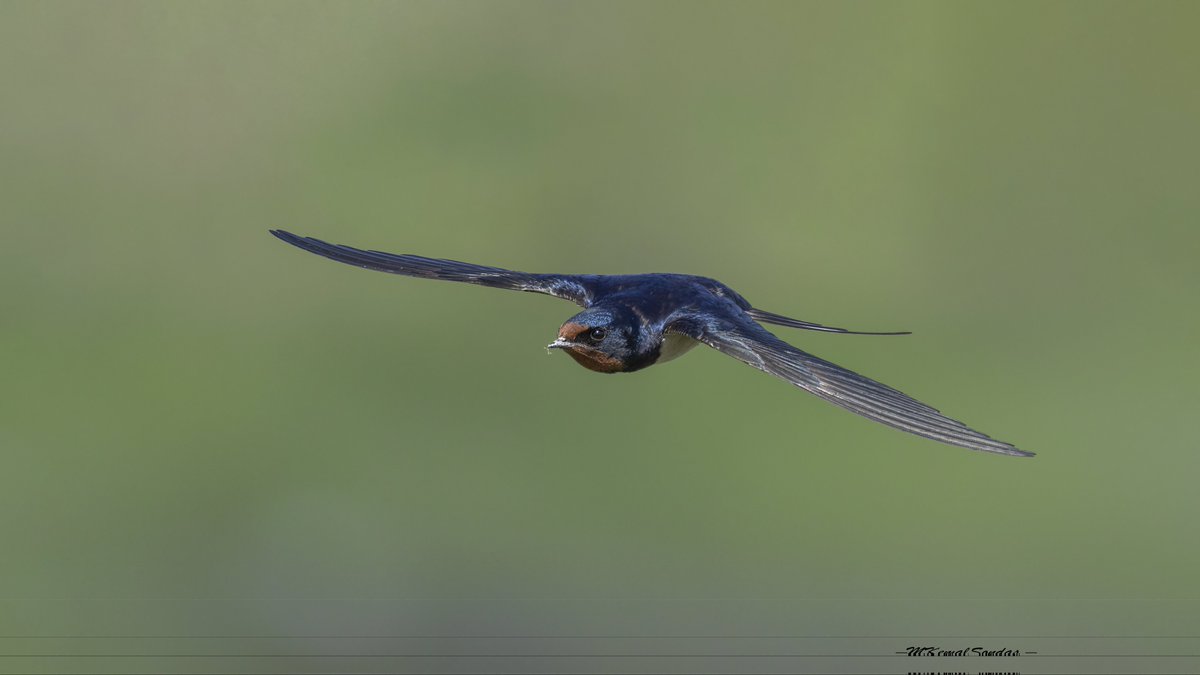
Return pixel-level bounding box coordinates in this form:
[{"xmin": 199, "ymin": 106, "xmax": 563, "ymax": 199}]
[{"xmin": 546, "ymin": 337, "xmax": 573, "ymax": 351}]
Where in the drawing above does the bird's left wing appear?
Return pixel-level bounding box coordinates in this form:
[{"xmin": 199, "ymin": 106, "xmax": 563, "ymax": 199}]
[
  {"xmin": 270, "ymin": 230, "xmax": 595, "ymax": 306},
  {"xmin": 668, "ymin": 311, "xmax": 1032, "ymax": 457}
]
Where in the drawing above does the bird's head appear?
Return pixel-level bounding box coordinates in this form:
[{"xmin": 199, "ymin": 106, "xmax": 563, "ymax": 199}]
[{"xmin": 547, "ymin": 309, "xmax": 641, "ymax": 373}]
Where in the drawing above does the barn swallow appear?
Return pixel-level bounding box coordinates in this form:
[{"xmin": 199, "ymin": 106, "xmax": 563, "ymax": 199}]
[{"xmin": 270, "ymin": 230, "xmax": 1031, "ymax": 457}]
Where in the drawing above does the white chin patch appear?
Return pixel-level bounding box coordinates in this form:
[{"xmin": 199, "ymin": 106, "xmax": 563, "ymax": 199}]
[{"xmin": 658, "ymin": 332, "xmax": 699, "ymax": 364}]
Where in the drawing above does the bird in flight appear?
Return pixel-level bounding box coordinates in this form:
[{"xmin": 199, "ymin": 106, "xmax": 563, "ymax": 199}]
[{"xmin": 270, "ymin": 230, "xmax": 1031, "ymax": 457}]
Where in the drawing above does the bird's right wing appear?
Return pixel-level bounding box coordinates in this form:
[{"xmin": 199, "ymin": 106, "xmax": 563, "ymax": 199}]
[
  {"xmin": 668, "ymin": 311, "xmax": 1032, "ymax": 457},
  {"xmin": 270, "ymin": 230, "xmax": 596, "ymax": 306}
]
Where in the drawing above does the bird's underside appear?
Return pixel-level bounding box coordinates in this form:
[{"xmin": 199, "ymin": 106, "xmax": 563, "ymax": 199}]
[{"xmin": 271, "ymin": 230, "xmax": 1032, "ymax": 457}]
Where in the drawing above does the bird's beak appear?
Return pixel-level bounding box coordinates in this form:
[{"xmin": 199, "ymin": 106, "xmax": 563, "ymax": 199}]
[{"xmin": 547, "ymin": 337, "xmax": 574, "ymax": 350}]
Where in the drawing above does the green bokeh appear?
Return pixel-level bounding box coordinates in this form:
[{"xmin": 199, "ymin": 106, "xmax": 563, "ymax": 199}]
[{"xmin": 2, "ymin": 0, "xmax": 1196, "ymax": 622}]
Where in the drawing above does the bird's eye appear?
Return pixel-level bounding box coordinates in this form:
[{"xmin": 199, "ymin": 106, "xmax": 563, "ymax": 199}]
[{"xmin": 588, "ymin": 327, "xmax": 607, "ymax": 342}]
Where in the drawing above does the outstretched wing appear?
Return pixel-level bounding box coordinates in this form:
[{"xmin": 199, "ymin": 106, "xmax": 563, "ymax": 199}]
[
  {"xmin": 270, "ymin": 230, "xmax": 595, "ymax": 306},
  {"xmin": 746, "ymin": 308, "xmax": 910, "ymax": 335},
  {"xmin": 669, "ymin": 311, "xmax": 1031, "ymax": 457}
]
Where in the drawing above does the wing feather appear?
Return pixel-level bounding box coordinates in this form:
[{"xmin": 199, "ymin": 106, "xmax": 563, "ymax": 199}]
[
  {"xmin": 270, "ymin": 230, "xmax": 594, "ymax": 306},
  {"xmin": 671, "ymin": 313, "xmax": 1032, "ymax": 457}
]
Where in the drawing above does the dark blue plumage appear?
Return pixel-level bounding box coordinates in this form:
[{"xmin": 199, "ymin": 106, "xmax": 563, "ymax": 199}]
[{"xmin": 270, "ymin": 229, "xmax": 1032, "ymax": 457}]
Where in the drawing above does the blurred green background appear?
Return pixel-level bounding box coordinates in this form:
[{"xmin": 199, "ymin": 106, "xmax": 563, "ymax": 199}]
[{"xmin": 1, "ymin": 0, "xmax": 1197, "ymax": 635}]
